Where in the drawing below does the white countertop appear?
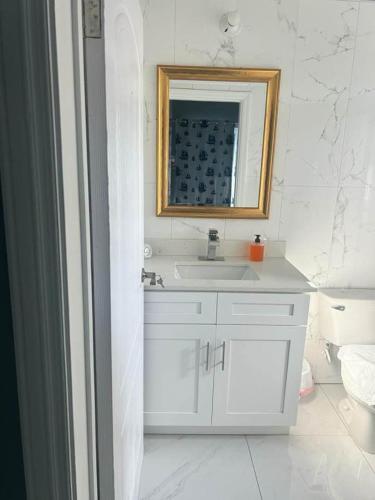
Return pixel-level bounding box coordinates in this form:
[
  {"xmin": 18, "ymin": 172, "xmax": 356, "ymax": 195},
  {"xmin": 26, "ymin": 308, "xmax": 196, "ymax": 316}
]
[{"xmin": 144, "ymin": 255, "xmax": 316, "ymax": 293}]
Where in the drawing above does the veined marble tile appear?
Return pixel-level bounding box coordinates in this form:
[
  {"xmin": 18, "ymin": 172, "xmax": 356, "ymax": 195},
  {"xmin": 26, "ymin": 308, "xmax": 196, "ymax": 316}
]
[
  {"xmin": 174, "ymin": 0, "xmax": 239, "ymax": 67},
  {"xmin": 144, "ymin": 183, "xmax": 172, "ymax": 239},
  {"xmin": 171, "ymin": 217, "xmax": 226, "ymax": 240},
  {"xmin": 272, "ymin": 102, "xmax": 290, "ymax": 188},
  {"xmin": 290, "ymin": 385, "xmax": 347, "ymax": 435},
  {"xmin": 143, "ymin": 64, "xmax": 157, "ymax": 128},
  {"xmin": 139, "ymin": 435, "xmax": 261, "ymax": 500},
  {"xmin": 285, "ymin": 99, "xmax": 348, "ymax": 187},
  {"xmin": 247, "ymin": 435, "xmax": 375, "ymax": 500},
  {"xmin": 339, "ymin": 94, "xmax": 375, "ymax": 188},
  {"xmin": 224, "ymin": 188, "xmax": 283, "ymax": 241},
  {"xmin": 234, "ymin": 0, "xmax": 299, "ymax": 103},
  {"xmin": 292, "ymin": 0, "xmax": 358, "ymax": 103},
  {"xmin": 174, "ymin": 0, "xmax": 298, "ymax": 103},
  {"xmin": 340, "ymin": 0, "xmax": 375, "ymax": 189},
  {"xmin": 351, "ymin": 2, "xmax": 375, "ymax": 97},
  {"xmin": 280, "ymin": 186, "xmax": 337, "ymax": 286},
  {"xmin": 306, "ymin": 291, "xmax": 320, "ymax": 341},
  {"xmin": 327, "ymin": 186, "xmax": 375, "ymax": 287},
  {"xmin": 286, "ymin": 0, "xmax": 358, "ymax": 187}
]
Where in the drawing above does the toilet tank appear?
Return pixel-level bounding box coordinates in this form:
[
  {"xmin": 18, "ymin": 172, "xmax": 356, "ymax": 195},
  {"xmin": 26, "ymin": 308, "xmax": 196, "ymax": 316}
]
[{"xmin": 319, "ymin": 289, "xmax": 375, "ymax": 346}]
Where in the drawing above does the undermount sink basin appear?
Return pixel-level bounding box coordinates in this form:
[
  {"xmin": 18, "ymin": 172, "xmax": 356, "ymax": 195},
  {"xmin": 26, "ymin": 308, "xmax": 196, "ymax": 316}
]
[{"xmin": 175, "ymin": 263, "xmax": 259, "ymax": 281}]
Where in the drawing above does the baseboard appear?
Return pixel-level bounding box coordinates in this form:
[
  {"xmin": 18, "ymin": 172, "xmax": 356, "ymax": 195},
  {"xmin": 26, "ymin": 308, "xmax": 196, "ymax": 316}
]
[{"xmin": 144, "ymin": 425, "xmax": 290, "ymax": 435}]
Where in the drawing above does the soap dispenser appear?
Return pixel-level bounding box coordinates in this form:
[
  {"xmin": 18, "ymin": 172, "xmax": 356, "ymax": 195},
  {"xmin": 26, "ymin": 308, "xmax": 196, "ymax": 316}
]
[{"xmin": 249, "ymin": 234, "xmax": 265, "ymax": 262}]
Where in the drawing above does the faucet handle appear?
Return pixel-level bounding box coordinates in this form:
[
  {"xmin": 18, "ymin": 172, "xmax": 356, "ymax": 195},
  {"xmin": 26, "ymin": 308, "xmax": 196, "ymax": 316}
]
[{"xmin": 208, "ymin": 228, "xmax": 219, "ymax": 240}]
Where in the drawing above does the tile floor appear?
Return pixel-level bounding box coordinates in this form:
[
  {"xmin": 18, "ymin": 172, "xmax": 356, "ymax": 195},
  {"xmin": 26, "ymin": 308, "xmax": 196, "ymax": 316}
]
[{"xmin": 139, "ymin": 385, "xmax": 375, "ymax": 499}]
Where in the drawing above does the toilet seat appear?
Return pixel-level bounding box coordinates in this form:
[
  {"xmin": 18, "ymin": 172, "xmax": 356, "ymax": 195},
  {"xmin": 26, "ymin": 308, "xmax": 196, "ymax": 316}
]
[{"xmin": 338, "ymin": 345, "xmax": 375, "ymax": 407}]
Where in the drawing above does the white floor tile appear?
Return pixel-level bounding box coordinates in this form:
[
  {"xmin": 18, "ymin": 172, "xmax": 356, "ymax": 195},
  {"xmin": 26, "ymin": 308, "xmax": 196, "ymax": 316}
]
[
  {"xmin": 321, "ymin": 384, "xmax": 375, "ymax": 474},
  {"xmin": 363, "ymin": 451, "xmax": 375, "ymax": 474},
  {"xmin": 290, "ymin": 386, "xmax": 348, "ymax": 436},
  {"xmin": 320, "ymin": 384, "xmax": 348, "ymax": 422},
  {"xmin": 139, "ymin": 435, "xmax": 261, "ymax": 500},
  {"xmin": 247, "ymin": 435, "xmax": 375, "ymax": 500}
]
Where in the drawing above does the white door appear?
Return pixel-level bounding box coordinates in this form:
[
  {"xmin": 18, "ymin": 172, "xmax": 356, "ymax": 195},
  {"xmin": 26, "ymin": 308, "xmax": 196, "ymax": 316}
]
[
  {"xmin": 212, "ymin": 325, "xmax": 305, "ymax": 426},
  {"xmin": 104, "ymin": 1, "xmax": 144, "ymax": 499},
  {"xmin": 144, "ymin": 324, "xmax": 215, "ymax": 427}
]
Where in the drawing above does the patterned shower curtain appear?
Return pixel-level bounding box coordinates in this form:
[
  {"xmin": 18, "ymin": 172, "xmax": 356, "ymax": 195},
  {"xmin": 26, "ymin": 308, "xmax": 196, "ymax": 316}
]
[{"xmin": 169, "ymin": 118, "xmax": 238, "ymax": 207}]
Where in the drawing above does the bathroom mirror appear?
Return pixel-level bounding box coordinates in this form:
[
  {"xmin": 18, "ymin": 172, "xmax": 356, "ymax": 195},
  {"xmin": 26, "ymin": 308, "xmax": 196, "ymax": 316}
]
[{"xmin": 156, "ymin": 65, "xmax": 280, "ymax": 219}]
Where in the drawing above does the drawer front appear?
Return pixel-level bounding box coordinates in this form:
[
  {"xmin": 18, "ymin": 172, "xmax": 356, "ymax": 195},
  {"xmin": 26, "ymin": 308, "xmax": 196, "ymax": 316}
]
[
  {"xmin": 144, "ymin": 291, "xmax": 217, "ymax": 324},
  {"xmin": 217, "ymin": 292, "xmax": 310, "ymax": 326}
]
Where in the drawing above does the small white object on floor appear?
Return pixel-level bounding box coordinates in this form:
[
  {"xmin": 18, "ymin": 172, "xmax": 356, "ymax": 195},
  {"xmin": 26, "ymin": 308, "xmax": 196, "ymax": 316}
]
[{"xmin": 299, "ymin": 358, "xmax": 314, "ymax": 398}]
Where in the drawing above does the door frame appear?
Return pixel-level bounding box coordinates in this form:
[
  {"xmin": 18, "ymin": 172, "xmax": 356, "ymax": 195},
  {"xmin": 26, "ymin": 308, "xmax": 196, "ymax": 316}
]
[{"xmin": 0, "ymin": 0, "xmax": 96, "ymax": 498}]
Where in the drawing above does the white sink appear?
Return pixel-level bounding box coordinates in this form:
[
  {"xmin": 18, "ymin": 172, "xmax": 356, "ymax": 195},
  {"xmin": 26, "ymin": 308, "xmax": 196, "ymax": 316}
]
[{"xmin": 175, "ymin": 263, "xmax": 259, "ymax": 281}]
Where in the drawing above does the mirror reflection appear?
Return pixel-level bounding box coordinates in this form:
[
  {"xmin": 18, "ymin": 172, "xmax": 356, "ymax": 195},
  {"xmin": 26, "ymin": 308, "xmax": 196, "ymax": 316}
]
[{"xmin": 168, "ymin": 80, "xmax": 266, "ymax": 209}]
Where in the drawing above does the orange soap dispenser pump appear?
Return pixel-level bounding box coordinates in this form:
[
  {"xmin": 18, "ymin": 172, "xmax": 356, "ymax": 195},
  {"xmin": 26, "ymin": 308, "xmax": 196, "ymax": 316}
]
[{"xmin": 249, "ymin": 234, "xmax": 265, "ymax": 262}]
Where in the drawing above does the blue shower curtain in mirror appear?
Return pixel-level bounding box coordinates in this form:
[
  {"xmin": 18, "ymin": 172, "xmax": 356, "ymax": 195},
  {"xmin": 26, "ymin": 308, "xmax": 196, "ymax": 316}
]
[{"xmin": 169, "ymin": 118, "xmax": 238, "ymax": 207}]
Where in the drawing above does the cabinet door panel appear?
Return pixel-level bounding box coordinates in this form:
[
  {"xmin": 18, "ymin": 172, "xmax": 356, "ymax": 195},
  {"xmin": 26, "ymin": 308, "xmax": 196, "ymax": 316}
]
[
  {"xmin": 144, "ymin": 324, "xmax": 215, "ymax": 426},
  {"xmin": 212, "ymin": 325, "xmax": 305, "ymax": 426}
]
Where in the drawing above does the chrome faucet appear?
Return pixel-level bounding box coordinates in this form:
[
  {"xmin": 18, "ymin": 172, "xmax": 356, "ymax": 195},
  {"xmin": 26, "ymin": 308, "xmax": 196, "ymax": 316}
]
[{"xmin": 199, "ymin": 229, "xmax": 224, "ymax": 261}]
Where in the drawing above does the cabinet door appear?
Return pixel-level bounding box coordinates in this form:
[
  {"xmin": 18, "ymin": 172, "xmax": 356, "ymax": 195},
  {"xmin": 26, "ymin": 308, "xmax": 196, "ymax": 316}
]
[
  {"xmin": 212, "ymin": 325, "xmax": 305, "ymax": 426},
  {"xmin": 144, "ymin": 324, "xmax": 215, "ymax": 426}
]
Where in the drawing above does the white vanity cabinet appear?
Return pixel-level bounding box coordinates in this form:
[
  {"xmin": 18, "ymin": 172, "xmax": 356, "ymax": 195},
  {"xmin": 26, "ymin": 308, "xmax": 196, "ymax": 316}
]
[{"xmin": 144, "ymin": 290, "xmax": 310, "ymax": 432}]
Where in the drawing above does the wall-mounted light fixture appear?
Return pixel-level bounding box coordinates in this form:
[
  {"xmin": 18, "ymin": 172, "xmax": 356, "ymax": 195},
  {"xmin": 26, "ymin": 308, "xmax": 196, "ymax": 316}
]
[{"xmin": 219, "ymin": 11, "xmax": 241, "ymax": 36}]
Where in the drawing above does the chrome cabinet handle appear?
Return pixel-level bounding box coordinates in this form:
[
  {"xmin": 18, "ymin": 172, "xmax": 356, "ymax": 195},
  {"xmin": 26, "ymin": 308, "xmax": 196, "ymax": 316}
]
[
  {"xmin": 205, "ymin": 342, "xmax": 210, "ymax": 371},
  {"xmin": 221, "ymin": 341, "xmax": 226, "ymax": 371}
]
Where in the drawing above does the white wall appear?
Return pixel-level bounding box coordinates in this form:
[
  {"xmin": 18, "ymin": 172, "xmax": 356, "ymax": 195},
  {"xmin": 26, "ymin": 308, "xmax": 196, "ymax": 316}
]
[{"xmin": 142, "ymin": 0, "xmax": 375, "ymax": 381}]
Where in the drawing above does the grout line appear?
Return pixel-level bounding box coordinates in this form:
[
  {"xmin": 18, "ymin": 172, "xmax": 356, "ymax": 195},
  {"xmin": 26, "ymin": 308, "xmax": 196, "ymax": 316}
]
[
  {"xmin": 319, "ymin": 383, "xmax": 349, "ymax": 430},
  {"xmin": 320, "ymin": 384, "xmax": 375, "ymax": 475},
  {"xmin": 245, "ymin": 436, "xmax": 263, "ymax": 500}
]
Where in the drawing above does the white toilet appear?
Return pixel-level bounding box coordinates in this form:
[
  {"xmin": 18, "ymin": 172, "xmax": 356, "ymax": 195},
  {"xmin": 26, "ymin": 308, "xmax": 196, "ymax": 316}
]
[{"xmin": 319, "ymin": 289, "xmax": 375, "ymax": 454}]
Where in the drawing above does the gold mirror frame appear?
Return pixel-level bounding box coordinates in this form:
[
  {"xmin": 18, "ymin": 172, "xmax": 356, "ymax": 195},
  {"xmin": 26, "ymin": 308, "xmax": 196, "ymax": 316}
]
[{"xmin": 156, "ymin": 65, "xmax": 280, "ymax": 219}]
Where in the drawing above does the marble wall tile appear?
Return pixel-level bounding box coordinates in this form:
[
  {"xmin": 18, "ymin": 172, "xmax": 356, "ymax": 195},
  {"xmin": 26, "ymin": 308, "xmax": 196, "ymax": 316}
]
[
  {"xmin": 285, "ymin": 99, "xmax": 349, "ymax": 186},
  {"xmin": 224, "ymin": 188, "xmax": 283, "ymax": 241},
  {"xmin": 174, "ymin": 0, "xmax": 239, "ymax": 67},
  {"xmin": 327, "ymin": 186, "xmax": 375, "ymax": 286},
  {"xmin": 280, "ymin": 187, "xmax": 337, "ymax": 286},
  {"xmin": 285, "ymin": 0, "xmax": 358, "ymax": 187},
  {"xmin": 272, "ymin": 102, "xmax": 290, "ymax": 188},
  {"xmin": 339, "ymin": 5, "xmax": 375, "ymax": 188},
  {"xmin": 292, "ymin": 0, "xmax": 358, "ymax": 103},
  {"xmin": 339, "ymin": 94, "xmax": 375, "ymax": 188},
  {"xmin": 233, "ymin": 0, "xmax": 299, "ymax": 104},
  {"xmin": 171, "ymin": 217, "xmax": 226, "ymax": 240},
  {"xmin": 144, "ymin": 183, "xmax": 172, "ymax": 238},
  {"xmin": 350, "ymin": 2, "xmax": 375, "ymax": 97}
]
